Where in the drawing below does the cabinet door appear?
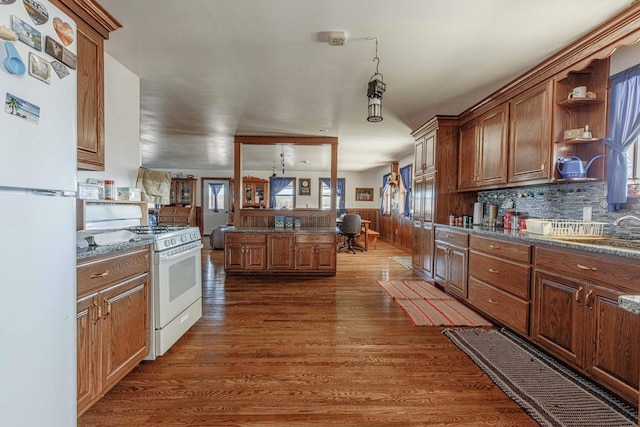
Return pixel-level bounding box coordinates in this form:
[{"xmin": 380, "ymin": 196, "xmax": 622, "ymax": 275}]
[
  {"xmin": 423, "ymin": 132, "xmax": 436, "ymax": 174},
  {"xmin": 224, "ymin": 243, "xmax": 246, "ymax": 270},
  {"xmin": 413, "ymin": 178, "xmax": 424, "ymax": 221},
  {"xmin": 315, "ymin": 244, "xmax": 336, "ymax": 270},
  {"xmin": 448, "ymin": 246, "xmax": 468, "ymax": 298},
  {"xmin": 295, "ymin": 244, "xmax": 315, "ymax": 270},
  {"xmin": 458, "ymin": 122, "xmax": 479, "ymax": 190},
  {"xmin": 267, "ymin": 234, "xmax": 294, "ymax": 270},
  {"xmin": 245, "ymin": 244, "xmax": 267, "ymax": 270},
  {"xmin": 434, "ymin": 243, "xmax": 449, "ymax": 285},
  {"xmin": 100, "ymin": 274, "xmax": 149, "ymax": 390},
  {"xmin": 412, "ymin": 221, "xmax": 423, "ymax": 269},
  {"xmin": 76, "ymin": 20, "xmax": 105, "ymax": 171},
  {"xmin": 423, "ymin": 174, "xmax": 435, "ymax": 222},
  {"xmin": 414, "ymin": 138, "xmax": 425, "ymax": 176},
  {"xmin": 422, "ymin": 225, "xmax": 433, "ymax": 277},
  {"xmin": 77, "ymin": 293, "xmax": 99, "ymax": 414},
  {"xmin": 509, "ymin": 80, "xmax": 553, "ymax": 183},
  {"xmin": 531, "ymin": 271, "xmax": 584, "ymax": 367},
  {"xmin": 478, "ymin": 104, "xmax": 509, "ymax": 187},
  {"xmin": 585, "ymin": 285, "xmax": 640, "ymax": 404}
]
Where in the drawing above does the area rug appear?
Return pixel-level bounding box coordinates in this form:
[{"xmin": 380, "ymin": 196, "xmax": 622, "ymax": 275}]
[
  {"xmin": 389, "ymin": 256, "xmax": 412, "ymax": 269},
  {"xmin": 444, "ymin": 328, "xmax": 638, "ymax": 427},
  {"xmin": 377, "ymin": 280, "xmax": 492, "ymax": 327}
]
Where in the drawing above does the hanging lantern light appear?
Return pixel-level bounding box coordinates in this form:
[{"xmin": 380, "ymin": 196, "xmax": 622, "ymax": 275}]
[{"xmin": 367, "ymin": 37, "xmax": 385, "ymax": 123}]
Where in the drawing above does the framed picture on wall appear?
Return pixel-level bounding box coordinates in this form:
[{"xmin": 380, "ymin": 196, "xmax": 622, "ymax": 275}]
[
  {"xmin": 299, "ymin": 178, "xmax": 311, "ymax": 195},
  {"xmin": 355, "ymin": 187, "xmax": 374, "ymax": 201}
]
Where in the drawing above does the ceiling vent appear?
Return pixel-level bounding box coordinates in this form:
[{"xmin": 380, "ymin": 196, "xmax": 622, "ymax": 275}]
[{"xmin": 328, "ymin": 31, "xmax": 347, "ymax": 46}]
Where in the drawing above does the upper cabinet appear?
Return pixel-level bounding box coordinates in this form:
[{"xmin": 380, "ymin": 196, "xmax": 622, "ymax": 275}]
[
  {"xmin": 458, "ymin": 104, "xmax": 509, "ymax": 191},
  {"xmin": 414, "ymin": 132, "xmax": 436, "ymax": 176},
  {"xmin": 553, "ymin": 58, "xmax": 609, "ymax": 182},
  {"xmin": 242, "ymin": 176, "xmax": 269, "ymax": 208},
  {"xmin": 169, "ymin": 178, "xmax": 196, "ymax": 206},
  {"xmin": 509, "ymin": 80, "xmax": 554, "ymax": 184},
  {"xmin": 51, "ymin": 0, "xmax": 121, "ymax": 171}
]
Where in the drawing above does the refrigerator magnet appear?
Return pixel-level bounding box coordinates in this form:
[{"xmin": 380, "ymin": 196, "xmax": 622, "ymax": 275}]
[
  {"xmin": 28, "ymin": 52, "xmax": 50, "ymax": 84},
  {"xmin": 60, "ymin": 47, "xmax": 75, "ymax": 70},
  {"xmin": 11, "ymin": 15, "xmax": 41, "ymax": 50},
  {"xmin": 4, "ymin": 92, "xmax": 40, "ymax": 125},
  {"xmin": 44, "ymin": 35, "xmax": 62, "ymax": 61},
  {"xmin": 23, "ymin": 0, "xmax": 49, "ymax": 25},
  {"xmin": 0, "ymin": 0, "xmax": 17, "ymax": 4},
  {"xmin": 50, "ymin": 60, "xmax": 69, "ymax": 79},
  {"xmin": 52, "ymin": 17, "xmax": 73, "ymax": 46}
]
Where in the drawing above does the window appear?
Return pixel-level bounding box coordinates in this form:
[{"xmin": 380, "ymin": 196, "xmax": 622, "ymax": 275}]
[
  {"xmin": 319, "ymin": 178, "xmax": 345, "ymax": 210},
  {"xmin": 274, "ymin": 179, "xmax": 295, "ymax": 209},
  {"xmin": 626, "ymin": 137, "xmax": 640, "ymax": 196},
  {"xmin": 207, "ymin": 183, "xmax": 225, "ymax": 212}
]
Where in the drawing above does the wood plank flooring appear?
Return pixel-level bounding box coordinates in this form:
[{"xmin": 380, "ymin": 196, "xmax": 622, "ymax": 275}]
[{"xmin": 78, "ymin": 241, "xmax": 535, "ymax": 426}]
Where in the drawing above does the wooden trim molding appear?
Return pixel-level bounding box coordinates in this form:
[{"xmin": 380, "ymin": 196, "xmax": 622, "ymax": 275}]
[
  {"xmin": 459, "ymin": 3, "xmax": 640, "ymax": 122},
  {"xmin": 234, "ymin": 135, "xmax": 338, "ymax": 146},
  {"xmin": 53, "ymin": 0, "xmax": 122, "ymax": 39}
]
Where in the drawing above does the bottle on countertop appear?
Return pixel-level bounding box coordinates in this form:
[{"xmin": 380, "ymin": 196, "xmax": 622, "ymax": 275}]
[{"xmin": 104, "ymin": 180, "xmax": 116, "ymax": 200}]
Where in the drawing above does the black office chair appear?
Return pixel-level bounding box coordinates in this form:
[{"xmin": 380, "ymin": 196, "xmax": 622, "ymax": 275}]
[{"xmin": 338, "ymin": 214, "xmax": 363, "ymax": 253}]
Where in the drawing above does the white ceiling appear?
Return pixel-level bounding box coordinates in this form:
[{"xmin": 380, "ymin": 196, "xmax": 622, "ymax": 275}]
[{"xmin": 99, "ymin": 0, "xmax": 632, "ymax": 173}]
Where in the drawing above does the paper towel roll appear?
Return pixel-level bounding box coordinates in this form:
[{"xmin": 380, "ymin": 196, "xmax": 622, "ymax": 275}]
[{"xmin": 473, "ymin": 202, "xmax": 484, "ymax": 225}]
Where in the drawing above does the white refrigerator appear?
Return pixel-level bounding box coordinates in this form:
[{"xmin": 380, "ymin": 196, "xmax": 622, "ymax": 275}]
[{"xmin": 0, "ymin": 1, "xmax": 77, "ymax": 425}]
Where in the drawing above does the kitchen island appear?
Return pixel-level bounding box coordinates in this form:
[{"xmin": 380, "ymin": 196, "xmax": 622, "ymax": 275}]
[{"xmin": 224, "ymin": 227, "xmax": 337, "ymax": 275}]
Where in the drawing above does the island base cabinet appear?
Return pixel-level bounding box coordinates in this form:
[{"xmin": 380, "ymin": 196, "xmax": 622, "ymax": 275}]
[
  {"xmin": 532, "ymin": 271, "xmax": 639, "ymax": 405},
  {"xmin": 295, "ymin": 234, "xmax": 336, "ymax": 271}
]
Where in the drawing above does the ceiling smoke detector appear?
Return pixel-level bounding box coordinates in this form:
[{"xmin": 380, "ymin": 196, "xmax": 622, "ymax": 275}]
[{"xmin": 328, "ymin": 31, "xmax": 347, "ymax": 46}]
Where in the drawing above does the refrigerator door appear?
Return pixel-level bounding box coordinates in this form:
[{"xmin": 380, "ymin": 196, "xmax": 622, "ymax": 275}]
[
  {"xmin": 0, "ymin": 0, "xmax": 77, "ymax": 192},
  {"xmin": 0, "ymin": 191, "xmax": 76, "ymax": 426}
]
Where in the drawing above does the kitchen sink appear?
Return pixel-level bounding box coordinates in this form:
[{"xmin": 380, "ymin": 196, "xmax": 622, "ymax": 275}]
[{"xmin": 559, "ymin": 237, "xmax": 640, "ymax": 251}]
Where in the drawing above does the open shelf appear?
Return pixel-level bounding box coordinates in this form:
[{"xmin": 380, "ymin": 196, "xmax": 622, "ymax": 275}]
[
  {"xmin": 555, "ymin": 177, "xmax": 600, "ymax": 183},
  {"xmin": 557, "ymin": 97, "xmax": 604, "ymax": 108},
  {"xmin": 555, "ymin": 137, "xmax": 603, "ymax": 144}
]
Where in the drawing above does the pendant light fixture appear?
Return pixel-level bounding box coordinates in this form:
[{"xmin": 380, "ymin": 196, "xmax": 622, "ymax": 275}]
[
  {"xmin": 280, "ymin": 144, "xmax": 286, "ymax": 176},
  {"xmin": 367, "ymin": 37, "xmax": 385, "ymax": 122}
]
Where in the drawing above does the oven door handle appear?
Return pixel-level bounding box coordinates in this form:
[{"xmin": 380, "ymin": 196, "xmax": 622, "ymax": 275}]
[{"xmin": 158, "ymin": 244, "xmax": 203, "ymax": 261}]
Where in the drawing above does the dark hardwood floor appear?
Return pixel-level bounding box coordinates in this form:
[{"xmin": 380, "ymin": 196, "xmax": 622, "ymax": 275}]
[{"xmin": 78, "ymin": 240, "xmax": 535, "ymax": 426}]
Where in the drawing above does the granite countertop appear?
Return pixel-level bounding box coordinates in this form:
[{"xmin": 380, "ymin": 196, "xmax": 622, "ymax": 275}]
[
  {"xmin": 435, "ymin": 224, "xmax": 640, "ymax": 260},
  {"xmin": 619, "ymin": 295, "xmax": 640, "ymax": 315},
  {"xmin": 227, "ymin": 227, "xmax": 338, "ymax": 234},
  {"xmin": 76, "ymin": 230, "xmax": 154, "ymax": 261}
]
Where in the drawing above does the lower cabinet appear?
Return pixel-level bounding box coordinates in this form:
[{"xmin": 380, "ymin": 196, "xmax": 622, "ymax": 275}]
[
  {"xmin": 433, "ymin": 227, "xmax": 469, "ymax": 298},
  {"xmin": 224, "ymin": 233, "xmax": 267, "ymax": 271},
  {"xmin": 467, "ymin": 235, "xmax": 531, "ymax": 336},
  {"xmin": 412, "ymin": 221, "xmax": 434, "ymax": 278},
  {"xmin": 225, "ymin": 231, "xmax": 336, "ymax": 275},
  {"xmin": 77, "ymin": 246, "xmax": 150, "ymax": 416},
  {"xmin": 532, "ymin": 246, "xmax": 640, "ymax": 405},
  {"xmin": 295, "ymin": 234, "xmax": 336, "ymax": 271}
]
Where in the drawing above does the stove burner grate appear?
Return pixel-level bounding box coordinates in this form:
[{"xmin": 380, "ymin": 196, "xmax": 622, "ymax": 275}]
[{"xmin": 128, "ymin": 225, "xmax": 189, "ymax": 235}]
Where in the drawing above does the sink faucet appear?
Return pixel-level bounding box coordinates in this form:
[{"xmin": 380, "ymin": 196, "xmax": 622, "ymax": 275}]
[{"xmin": 613, "ymin": 215, "xmax": 640, "ymax": 226}]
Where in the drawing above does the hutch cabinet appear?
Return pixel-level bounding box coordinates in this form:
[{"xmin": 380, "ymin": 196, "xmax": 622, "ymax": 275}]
[{"xmin": 242, "ymin": 176, "xmax": 270, "ymax": 208}]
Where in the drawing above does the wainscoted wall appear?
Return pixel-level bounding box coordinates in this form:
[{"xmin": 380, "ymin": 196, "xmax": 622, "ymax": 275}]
[{"xmin": 477, "ymin": 182, "xmax": 640, "ymax": 239}]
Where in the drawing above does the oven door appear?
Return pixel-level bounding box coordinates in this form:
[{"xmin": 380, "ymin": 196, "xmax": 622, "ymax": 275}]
[{"xmin": 154, "ymin": 243, "xmax": 203, "ymax": 329}]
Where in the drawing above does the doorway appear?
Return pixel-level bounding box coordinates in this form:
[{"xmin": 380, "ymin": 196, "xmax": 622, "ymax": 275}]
[{"xmin": 202, "ymin": 178, "xmax": 230, "ymax": 236}]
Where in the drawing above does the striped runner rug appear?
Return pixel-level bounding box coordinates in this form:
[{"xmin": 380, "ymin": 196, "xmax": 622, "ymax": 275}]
[
  {"xmin": 377, "ymin": 280, "xmax": 492, "ymax": 327},
  {"xmin": 444, "ymin": 328, "xmax": 638, "ymax": 426}
]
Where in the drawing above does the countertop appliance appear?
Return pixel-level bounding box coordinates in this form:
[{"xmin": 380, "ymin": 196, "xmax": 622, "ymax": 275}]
[
  {"xmin": 0, "ymin": 1, "xmax": 77, "ymax": 425},
  {"xmin": 127, "ymin": 225, "xmax": 203, "ymax": 360}
]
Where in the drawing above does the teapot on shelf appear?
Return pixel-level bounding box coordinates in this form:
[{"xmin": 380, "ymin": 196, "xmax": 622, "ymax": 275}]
[{"xmin": 557, "ymin": 155, "xmax": 605, "ymax": 179}]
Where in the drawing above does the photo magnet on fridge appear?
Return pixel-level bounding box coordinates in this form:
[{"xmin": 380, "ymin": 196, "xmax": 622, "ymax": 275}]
[
  {"xmin": 11, "ymin": 14, "xmax": 41, "ymax": 50},
  {"xmin": 4, "ymin": 92, "xmax": 40, "ymax": 125},
  {"xmin": 61, "ymin": 47, "xmax": 76, "ymax": 69},
  {"xmin": 50, "ymin": 60, "xmax": 69, "ymax": 79},
  {"xmin": 44, "ymin": 35, "xmax": 62, "ymax": 61},
  {"xmin": 22, "ymin": 0, "xmax": 48, "ymax": 25}
]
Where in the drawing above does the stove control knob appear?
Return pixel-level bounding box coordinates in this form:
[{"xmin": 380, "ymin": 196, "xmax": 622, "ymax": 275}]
[
  {"xmin": 181, "ymin": 235, "xmax": 187, "ymax": 242},
  {"xmin": 171, "ymin": 238, "xmax": 177, "ymax": 245},
  {"xmin": 164, "ymin": 240, "xmax": 170, "ymax": 247}
]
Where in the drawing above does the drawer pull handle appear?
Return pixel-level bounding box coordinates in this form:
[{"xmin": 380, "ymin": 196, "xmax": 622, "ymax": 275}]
[
  {"xmin": 575, "ymin": 286, "xmax": 583, "ymax": 305},
  {"xmin": 489, "ymin": 244, "xmax": 500, "ymax": 250},
  {"xmin": 489, "ymin": 268, "xmax": 500, "ymax": 274},
  {"xmin": 90, "ymin": 271, "xmax": 109, "ymax": 279},
  {"xmin": 576, "ymin": 264, "xmax": 598, "ymax": 271},
  {"xmin": 93, "ymin": 301, "xmax": 102, "ymax": 324},
  {"xmin": 104, "ymin": 298, "xmax": 112, "ymax": 318},
  {"xmin": 488, "ymin": 298, "xmax": 498, "ymax": 304}
]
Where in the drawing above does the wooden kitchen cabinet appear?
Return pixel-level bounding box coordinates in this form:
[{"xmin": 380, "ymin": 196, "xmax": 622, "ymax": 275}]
[
  {"xmin": 414, "ymin": 131, "xmax": 436, "ymax": 176},
  {"xmin": 509, "ymin": 80, "xmax": 554, "ymax": 183},
  {"xmin": 434, "ymin": 227, "xmax": 469, "ymax": 298},
  {"xmin": 170, "ymin": 178, "xmax": 196, "ymax": 206},
  {"xmin": 162, "ymin": 178, "xmax": 198, "ymax": 226},
  {"xmin": 467, "ymin": 235, "xmax": 532, "ymax": 336},
  {"xmin": 76, "ymin": 246, "xmax": 150, "ymax": 416},
  {"xmin": 52, "ymin": 0, "xmax": 121, "ymax": 171},
  {"xmin": 242, "ymin": 176, "xmax": 269, "ymax": 208},
  {"xmin": 458, "ymin": 104, "xmax": 509, "ymax": 190},
  {"xmin": 267, "ymin": 234, "xmax": 295, "ymax": 270},
  {"xmin": 412, "ymin": 221, "xmax": 434, "ymax": 279},
  {"xmin": 532, "ymin": 246, "xmax": 640, "ymax": 405},
  {"xmin": 224, "ymin": 233, "xmax": 267, "ymax": 271},
  {"xmin": 295, "ymin": 234, "xmax": 336, "ymax": 271}
]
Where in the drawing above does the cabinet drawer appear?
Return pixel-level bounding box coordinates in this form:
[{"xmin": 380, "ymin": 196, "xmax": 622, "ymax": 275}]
[
  {"xmin": 468, "ymin": 252, "xmax": 530, "ymax": 299},
  {"xmin": 470, "ymin": 235, "xmax": 531, "ymax": 264},
  {"xmin": 77, "ymin": 247, "xmax": 149, "ymax": 297},
  {"xmin": 535, "ymin": 246, "xmax": 640, "ymax": 293},
  {"xmin": 295, "ymin": 233, "xmax": 335, "ymax": 244},
  {"xmin": 468, "ymin": 277, "xmax": 529, "ymax": 336},
  {"xmin": 225, "ymin": 233, "xmax": 266, "ymax": 244},
  {"xmin": 434, "ymin": 228, "xmax": 468, "ymax": 247}
]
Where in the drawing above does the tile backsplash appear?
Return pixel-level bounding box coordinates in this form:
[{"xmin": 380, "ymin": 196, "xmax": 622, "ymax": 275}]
[{"xmin": 477, "ymin": 182, "xmax": 640, "ymax": 239}]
